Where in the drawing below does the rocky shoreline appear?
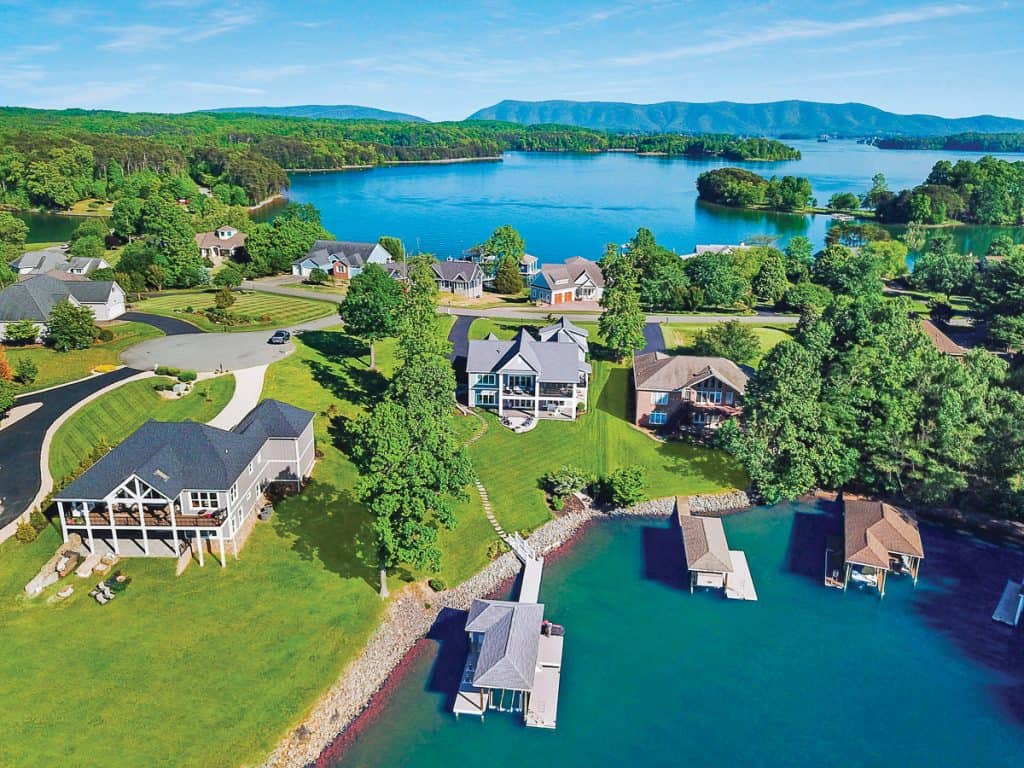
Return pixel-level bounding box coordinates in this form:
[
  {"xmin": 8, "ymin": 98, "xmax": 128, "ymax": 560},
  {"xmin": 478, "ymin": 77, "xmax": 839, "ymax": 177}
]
[{"xmin": 259, "ymin": 491, "xmax": 748, "ymax": 768}]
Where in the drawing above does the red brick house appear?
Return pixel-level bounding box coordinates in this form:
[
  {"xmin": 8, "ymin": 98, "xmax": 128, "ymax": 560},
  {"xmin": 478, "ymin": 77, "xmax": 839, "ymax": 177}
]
[{"xmin": 632, "ymin": 352, "xmax": 748, "ymax": 431}]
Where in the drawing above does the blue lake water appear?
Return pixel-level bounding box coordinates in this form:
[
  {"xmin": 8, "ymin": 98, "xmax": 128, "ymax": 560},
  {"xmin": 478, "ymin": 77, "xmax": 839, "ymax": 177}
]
[
  {"xmin": 333, "ymin": 504, "xmax": 1024, "ymax": 768},
  {"xmin": 281, "ymin": 141, "xmax": 1024, "ymax": 260}
]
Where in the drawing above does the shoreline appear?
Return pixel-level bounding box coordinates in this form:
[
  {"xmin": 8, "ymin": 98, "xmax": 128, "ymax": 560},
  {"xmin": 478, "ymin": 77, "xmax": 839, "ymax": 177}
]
[
  {"xmin": 248, "ymin": 193, "xmax": 286, "ymax": 211},
  {"xmin": 286, "ymin": 157, "xmax": 503, "ymax": 174},
  {"xmin": 259, "ymin": 491, "xmax": 748, "ymax": 768}
]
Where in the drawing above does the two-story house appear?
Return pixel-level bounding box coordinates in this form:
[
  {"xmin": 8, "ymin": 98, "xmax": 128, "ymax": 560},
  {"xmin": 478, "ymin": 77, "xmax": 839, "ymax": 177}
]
[
  {"xmin": 195, "ymin": 225, "xmax": 247, "ymax": 266},
  {"xmin": 466, "ymin": 321, "xmax": 591, "ymax": 421},
  {"xmin": 54, "ymin": 399, "xmax": 315, "ymax": 566},
  {"xmin": 529, "ymin": 257, "xmax": 604, "ymax": 305},
  {"xmin": 632, "ymin": 352, "xmax": 748, "ymax": 431},
  {"xmin": 291, "ymin": 240, "xmax": 391, "ymax": 280}
]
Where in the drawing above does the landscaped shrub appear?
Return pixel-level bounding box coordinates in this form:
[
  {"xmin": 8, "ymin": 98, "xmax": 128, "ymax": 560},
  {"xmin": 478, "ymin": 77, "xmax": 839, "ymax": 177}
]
[
  {"xmin": 259, "ymin": 314, "xmax": 272, "ymax": 322},
  {"xmin": 428, "ymin": 578, "xmax": 447, "ymax": 592},
  {"xmin": 96, "ymin": 328, "xmax": 114, "ymax": 342},
  {"xmin": 14, "ymin": 357, "xmax": 38, "ymax": 385},
  {"xmin": 28, "ymin": 506, "xmax": 48, "ymax": 533},
  {"xmin": 2, "ymin": 319, "xmax": 40, "ymax": 346},
  {"xmin": 0, "ymin": 346, "xmax": 11, "ymax": 381},
  {"xmin": 15, "ymin": 519, "xmax": 37, "ymax": 543},
  {"xmin": 153, "ymin": 382, "xmax": 174, "ymax": 392},
  {"xmin": 308, "ymin": 268, "xmax": 329, "ymax": 285},
  {"xmin": 155, "ymin": 366, "xmax": 181, "ymax": 377},
  {"xmin": 486, "ymin": 539, "xmax": 510, "ymax": 560},
  {"xmin": 601, "ymin": 465, "xmax": 648, "ymax": 507},
  {"xmin": 177, "ymin": 370, "xmax": 197, "ymax": 383},
  {"xmin": 541, "ymin": 464, "xmax": 592, "ymax": 510}
]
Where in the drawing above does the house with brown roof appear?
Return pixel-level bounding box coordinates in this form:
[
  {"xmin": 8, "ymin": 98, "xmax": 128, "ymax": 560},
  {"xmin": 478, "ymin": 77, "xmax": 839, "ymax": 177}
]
[
  {"xmin": 385, "ymin": 259, "xmax": 484, "ymax": 297},
  {"xmin": 832, "ymin": 498, "xmax": 925, "ymax": 597},
  {"xmin": 195, "ymin": 226, "xmax": 246, "ymax": 266},
  {"xmin": 529, "ymin": 257, "xmax": 604, "ymax": 305},
  {"xmin": 920, "ymin": 318, "xmax": 967, "ymax": 357},
  {"xmin": 632, "ymin": 352, "xmax": 748, "ymax": 432}
]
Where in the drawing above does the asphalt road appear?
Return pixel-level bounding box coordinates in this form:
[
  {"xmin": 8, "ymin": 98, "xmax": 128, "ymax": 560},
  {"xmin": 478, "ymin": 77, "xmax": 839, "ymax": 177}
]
[
  {"xmin": 121, "ymin": 311, "xmax": 203, "ymax": 335},
  {"xmin": 0, "ymin": 368, "xmax": 140, "ymax": 529}
]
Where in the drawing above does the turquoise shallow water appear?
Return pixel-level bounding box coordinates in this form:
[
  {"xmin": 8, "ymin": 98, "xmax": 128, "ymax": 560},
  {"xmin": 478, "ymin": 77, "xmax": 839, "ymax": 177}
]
[{"xmin": 333, "ymin": 503, "xmax": 1024, "ymax": 768}]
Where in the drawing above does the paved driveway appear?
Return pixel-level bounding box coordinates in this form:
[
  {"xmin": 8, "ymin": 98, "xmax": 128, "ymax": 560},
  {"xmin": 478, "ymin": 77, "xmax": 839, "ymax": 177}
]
[
  {"xmin": 640, "ymin": 322, "xmax": 666, "ymax": 354},
  {"xmin": 121, "ymin": 311, "xmax": 202, "ymax": 335},
  {"xmin": 0, "ymin": 368, "xmax": 140, "ymax": 529}
]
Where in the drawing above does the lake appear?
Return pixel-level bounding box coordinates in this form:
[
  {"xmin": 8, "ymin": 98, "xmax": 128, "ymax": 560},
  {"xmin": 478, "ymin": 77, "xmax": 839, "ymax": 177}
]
[
  {"xmin": 277, "ymin": 141, "xmax": 1024, "ymax": 260},
  {"xmin": 332, "ymin": 504, "xmax": 1024, "ymax": 768}
]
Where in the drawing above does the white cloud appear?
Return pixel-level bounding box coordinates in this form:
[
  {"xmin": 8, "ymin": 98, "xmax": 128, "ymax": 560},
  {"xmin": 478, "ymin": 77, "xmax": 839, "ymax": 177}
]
[
  {"xmin": 191, "ymin": 8, "xmax": 256, "ymax": 41},
  {"xmin": 611, "ymin": 4, "xmax": 978, "ymax": 65},
  {"xmin": 100, "ymin": 24, "xmax": 183, "ymax": 52}
]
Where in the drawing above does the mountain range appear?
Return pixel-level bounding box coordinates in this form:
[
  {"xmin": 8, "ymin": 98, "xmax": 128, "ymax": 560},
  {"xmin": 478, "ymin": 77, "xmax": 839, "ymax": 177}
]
[
  {"xmin": 208, "ymin": 104, "xmax": 428, "ymax": 122},
  {"xmin": 465, "ymin": 100, "xmax": 1024, "ymax": 137}
]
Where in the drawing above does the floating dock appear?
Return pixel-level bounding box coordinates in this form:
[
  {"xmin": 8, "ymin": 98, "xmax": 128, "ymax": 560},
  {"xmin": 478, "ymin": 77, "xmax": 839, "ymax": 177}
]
[
  {"xmin": 993, "ymin": 579, "xmax": 1024, "ymax": 626},
  {"xmin": 724, "ymin": 550, "xmax": 758, "ymax": 601}
]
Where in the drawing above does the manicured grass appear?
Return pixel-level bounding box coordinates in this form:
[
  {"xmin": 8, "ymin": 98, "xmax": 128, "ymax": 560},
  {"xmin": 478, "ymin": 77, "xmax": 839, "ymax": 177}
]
[
  {"xmin": 465, "ymin": 318, "xmax": 749, "ymax": 533},
  {"xmin": 443, "ymin": 290, "xmax": 531, "ymax": 310},
  {"xmin": 884, "ymin": 289, "xmax": 973, "ymax": 317},
  {"xmin": 277, "ymin": 280, "xmax": 349, "ymax": 297},
  {"xmin": 662, "ymin": 322, "xmax": 793, "ymax": 366},
  {"xmin": 49, "ymin": 374, "xmax": 236, "ymax": 483},
  {"xmin": 468, "ymin": 317, "xmax": 544, "ymax": 340},
  {"xmin": 133, "ymin": 289, "xmax": 335, "ymax": 332},
  {"xmin": 7, "ymin": 321, "xmax": 163, "ymax": 393}
]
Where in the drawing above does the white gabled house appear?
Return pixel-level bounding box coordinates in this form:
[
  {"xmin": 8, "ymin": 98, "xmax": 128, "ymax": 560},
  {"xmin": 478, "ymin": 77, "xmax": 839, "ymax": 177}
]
[
  {"xmin": 529, "ymin": 257, "xmax": 604, "ymax": 305},
  {"xmin": 0, "ymin": 274, "xmax": 126, "ymax": 342},
  {"xmin": 291, "ymin": 240, "xmax": 391, "ymax": 279}
]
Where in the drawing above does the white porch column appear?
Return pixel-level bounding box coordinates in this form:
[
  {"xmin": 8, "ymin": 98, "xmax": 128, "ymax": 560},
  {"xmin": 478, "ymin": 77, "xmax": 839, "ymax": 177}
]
[
  {"xmin": 138, "ymin": 498, "xmax": 150, "ymax": 556},
  {"xmin": 497, "ymin": 375, "xmax": 504, "ymax": 418},
  {"xmin": 57, "ymin": 501, "xmax": 68, "ymax": 543},
  {"xmin": 571, "ymin": 382, "xmax": 578, "ymax": 420},
  {"xmin": 195, "ymin": 530, "xmax": 204, "ymax": 567},
  {"xmin": 106, "ymin": 501, "xmax": 120, "ymax": 555},
  {"xmin": 82, "ymin": 502, "xmax": 95, "ymax": 551},
  {"xmin": 232, "ymin": 533, "xmax": 239, "ymax": 559},
  {"xmin": 170, "ymin": 501, "xmax": 180, "ymax": 558},
  {"xmin": 218, "ymin": 534, "xmax": 227, "ymax": 568},
  {"xmin": 533, "ymin": 378, "xmax": 540, "ymax": 419}
]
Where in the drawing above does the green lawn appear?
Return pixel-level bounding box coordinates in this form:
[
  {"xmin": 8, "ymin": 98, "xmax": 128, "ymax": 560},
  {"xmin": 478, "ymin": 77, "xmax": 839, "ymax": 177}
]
[
  {"xmin": 884, "ymin": 289, "xmax": 973, "ymax": 317},
  {"xmin": 49, "ymin": 374, "xmax": 236, "ymax": 483},
  {"xmin": 465, "ymin": 318, "xmax": 748, "ymax": 532},
  {"xmin": 662, "ymin": 322, "xmax": 793, "ymax": 366},
  {"xmin": 7, "ymin": 321, "xmax": 162, "ymax": 393},
  {"xmin": 133, "ymin": 289, "xmax": 335, "ymax": 332},
  {"xmin": 275, "ymin": 279, "xmax": 349, "ymax": 298}
]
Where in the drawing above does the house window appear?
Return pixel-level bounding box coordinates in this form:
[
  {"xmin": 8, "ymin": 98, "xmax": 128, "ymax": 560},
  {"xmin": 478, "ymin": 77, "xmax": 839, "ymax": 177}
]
[
  {"xmin": 476, "ymin": 374, "xmax": 497, "ymax": 386},
  {"xmin": 725, "ymin": 390, "xmax": 734, "ymax": 405},
  {"xmin": 650, "ymin": 392, "xmax": 669, "ymax": 406},
  {"xmin": 693, "ymin": 412, "xmax": 709, "ymax": 425},
  {"xmin": 649, "ymin": 412, "xmax": 667, "ymax": 426},
  {"xmin": 190, "ymin": 491, "xmax": 218, "ymax": 509},
  {"xmin": 505, "ymin": 375, "xmax": 534, "ymax": 391},
  {"xmin": 477, "ymin": 391, "xmax": 496, "ymax": 406},
  {"xmin": 248, "ymin": 460, "xmax": 255, "ymax": 475},
  {"xmin": 229, "ymin": 484, "xmax": 238, "ymax": 502}
]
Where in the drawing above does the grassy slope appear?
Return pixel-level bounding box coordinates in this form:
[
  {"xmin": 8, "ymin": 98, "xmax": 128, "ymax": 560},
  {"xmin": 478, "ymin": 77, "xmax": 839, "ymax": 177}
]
[
  {"xmin": 661, "ymin": 322, "xmax": 793, "ymax": 366},
  {"xmin": 6, "ymin": 321, "xmax": 162, "ymax": 393},
  {"xmin": 133, "ymin": 290, "xmax": 334, "ymax": 332},
  {"xmin": 467, "ymin": 318, "xmax": 748, "ymax": 532},
  {"xmin": 49, "ymin": 374, "xmax": 236, "ymax": 482}
]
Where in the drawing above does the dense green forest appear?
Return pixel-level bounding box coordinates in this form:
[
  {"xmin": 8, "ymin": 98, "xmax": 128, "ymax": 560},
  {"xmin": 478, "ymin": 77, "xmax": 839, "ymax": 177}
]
[
  {"xmin": 0, "ymin": 108, "xmax": 799, "ymax": 211},
  {"xmin": 695, "ymin": 167, "xmax": 814, "ymax": 211},
  {"xmin": 877, "ymin": 133, "xmax": 1024, "ymax": 152}
]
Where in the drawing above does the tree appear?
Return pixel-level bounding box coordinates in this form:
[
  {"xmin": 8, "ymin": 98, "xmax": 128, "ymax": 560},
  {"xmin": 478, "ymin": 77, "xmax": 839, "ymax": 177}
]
[
  {"xmin": 481, "ymin": 224, "xmax": 525, "ymax": 266},
  {"xmin": 602, "ymin": 466, "xmax": 647, "ymax": 507},
  {"xmin": 141, "ymin": 196, "xmax": 205, "ymax": 287},
  {"xmin": 378, "ymin": 235, "xmax": 405, "ymax": 261},
  {"xmin": 146, "ymin": 264, "xmax": 168, "ymax": 291},
  {"xmin": 115, "ymin": 270, "xmax": 146, "ymax": 301},
  {"xmin": 214, "ymin": 287, "xmax": 236, "ymax": 310},
  {"xmin": 338, "ymin": 262, "xmax": 403, "ymax": 370},
  {"xmin": 782, "ymin": 281, "xmax": 833, "ymax": 313},
  {"xmin": 751, "ymin": 250, "xmax": 788, "ymax": 303},
  {"xmin": 827, "ymin": 192, "xmax": 860, "ymax": 211},
  {"xmin": 598, "ymin": 245, "xmax": 645, "ymax": 361},
  {"xmin": 213, "ymin": 264, "xmax": 243, "ymax": 289},
  {"xmin": 2, "ymin": 319, "xmax": 39, "ymax": 345},
  {"xmin": 685, "ymin": 250, "xmax": 749, "ymax": 308},
  {"xmin": 245, "ymin": 203, "xmax": 331, "ymax": 276},
  {"xmin": 0, "ymin": 346, "xmax": 12, "ymax": 381},
  {"xmin": 862, "ymin": 240, "xmax": 909, "ymax": 279},
  {"xmin": 110, "ymin": 197, "xmax": 143, "ymax": 241},
  {"xmin": 541, "ymin": 465, "xmax": 593, "ymax": 509},
  {"xmin": 493, "ymin": 256, "xmax": 524, "ymax": 294},
  {"xmin": 783, "ymin": 236, "xmax": 814, "ymax": 282},
  {"xmin": 911, "ymin": 234, "xmax": 974, "ymax": 299},
  {"xmin": 812, "ymin": 244, "xmax": 882, "ymax": 298},
  {"xmin": 13, "ymin": 356, "xmax": 37, "ymax": 385},
  {"xmin": 47, "ymin": 299, "xmax": 97, "ymax": 351},
  {"xmin": 0, "ymin": 211, "xmax": 28, "ymax": 263},
  {"xmin": 901, "ymin": 222, "xmax": 928, "ymax": 252},
  {"xmin": 0, "ymin": 262, "xmax": 16, "ymax": 290},
  {"xmin": 0, "ymin": 380, "xmax": 14, "ymax": 419},
  {"xmin": 692, "ymin": 320, "xmax": 761, "ymax": 365},
  {"xmin": 863, "ymin": 173, "xmax": 890, "ymax": 209},
  {"xmin": 68, "ymin": 235, "xmax": 105, "ymax": 260},
  {"xmin": 308, "ymin": 267, "xmax": 328, "ymax": 285}
]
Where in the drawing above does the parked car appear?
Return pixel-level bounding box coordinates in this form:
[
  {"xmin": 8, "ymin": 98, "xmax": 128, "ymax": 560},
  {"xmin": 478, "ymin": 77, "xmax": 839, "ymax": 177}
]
[{"xmin": 268, "ymin": 330, "xmax": 291, "ymax": 345}]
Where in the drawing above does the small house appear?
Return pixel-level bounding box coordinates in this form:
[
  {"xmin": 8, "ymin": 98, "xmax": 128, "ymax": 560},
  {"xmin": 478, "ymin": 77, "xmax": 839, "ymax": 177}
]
[
  {"xmin": 291, "ymin": 240, "xmax": 391, "ymax": 279},
  {"xmin": 195, "ymin": 226, "xmax": 247, "ymax": 266},
  {"xmin": 529, "ymin": 257, "xmax": 604, "ymax": 305},
  {"xmin": 0, "ymin": 274, "xmax": 125, "ymax": 341}
]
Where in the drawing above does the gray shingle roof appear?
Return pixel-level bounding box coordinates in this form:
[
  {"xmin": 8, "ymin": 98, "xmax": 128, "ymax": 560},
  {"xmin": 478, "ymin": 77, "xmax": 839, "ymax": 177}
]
[
  {"xmin": 538, "ymin": 316, "xmax": 589, "ymax": 355},
  {"xmin": 433, "ymin": 260, "xmax": 483, "ymax": 283},
  {"xmin": 533, "ymin": 264, "xmax": 572, "ymax": 290},
  {"xmin": 0, "ymin": 275, "xmax": 120, "ymax": 322},
  {"xmin": 564, "ymin": 256, "xmax": 605, "ymax": 287},
  {"xmin": 466, "ymin": 327, "xmax": 587, "ymax": 382},
  {"xmin": 10, "ymin": 247, "xmax": 70, "ymax": 274},
  {"xmin": 466, "ymin": 599, "xmax": 544, "ymax": 691},
  {"xmin": 56, "ymin": 399, "xmax": 314, "ymax": 501},
  {"xmin": 680, "ymin": 515, "xmax": 734, "ymax": 574},
  {"xmin": 233, "ymin": 399, "xmax": 314, "ymax": 440},
  {"xmin": 294, "ymin": 240, "xmax": 385, "ymax": 268},
  {"xmin": 632, "ymin": 351, "xmax": 749, "ymax": 394}
]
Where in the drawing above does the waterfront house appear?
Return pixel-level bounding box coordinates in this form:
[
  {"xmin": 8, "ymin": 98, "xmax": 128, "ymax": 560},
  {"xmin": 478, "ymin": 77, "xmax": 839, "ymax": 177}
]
[
  {"xmin": 54, "ymin": 399, "xmax": 315, "ymax": 567},
  {"xmin": 466, "ymin": 323, "xmax": 591, "ymax": 421},
  {"xmin": 519, "ymin": 253, "xmax": 540, "ymax": 278},
  {"xmin": 384, "ymin": 259, "xmax": 485, "ymax": 297},
  {"xmin": 195, "ymin": 225, "xmax": 246, "ymax": 266},
  {"xmin": 538, "ymin": 316, "xmax": 588, "ymax": 362},
  {"xmin": 830, "ymin": 498, "xmax": 924, "ymax": 597},
  {"xmin": 11, "ymin": 246, "xmax": 110, "ymax": 277},
  {"xmin": 291, "ymin": 240, "xmax": 391, "ymax": 279},
  {"xmin": 0, "ymin": 274, "xmax": 125, "ymax": 342},
  {"xmin": 679, "ymin": 243, "xmax": 752, "ymax": 260},
  {"xmin": 632, "ymin": 352, "xmax": 748, "ymax": 431},
  {"xmin": 529, "ymin": 256, "xmax": 604, "ymax": 304},
  {"xmin": 920, "ymin": 318, "xmax": 968, "ymax": 357}
]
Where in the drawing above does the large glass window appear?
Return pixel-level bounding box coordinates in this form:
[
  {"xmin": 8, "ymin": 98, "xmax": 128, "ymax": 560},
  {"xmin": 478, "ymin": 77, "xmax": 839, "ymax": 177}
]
[
  {"xmin": 477, "ymin": 391, "xmax": 496, "ymax": 406},
  {"xmin": 190, "ymin": 491, "xmax": 218, "ymax": 509},
  {"xmin": 649, "ymin": 412, "xmax": 667, "ymax": 426},
  {"xmin": 476, "ymin": 373, "xmax": 497, "ymax": 386},
  {"xmin": 650, "ymin": 391, "xmax": 669, "ymax": 405}
]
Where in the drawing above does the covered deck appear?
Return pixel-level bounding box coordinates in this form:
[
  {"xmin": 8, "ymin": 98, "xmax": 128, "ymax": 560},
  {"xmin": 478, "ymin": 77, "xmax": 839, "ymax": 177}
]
[{"xmin": 838, "ymin": 499, "xmax": 925, "ymax": 598}]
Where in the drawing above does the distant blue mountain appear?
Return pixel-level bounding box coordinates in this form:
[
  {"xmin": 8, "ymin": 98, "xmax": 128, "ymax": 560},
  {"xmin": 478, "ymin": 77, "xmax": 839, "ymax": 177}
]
[
  {"xmin": 466, "ymin": 99, "xmax": 1024, "ymax": 137},
  {"xmin": 208, "ymin": 104, "xmax": 428, "ymax": 122}
]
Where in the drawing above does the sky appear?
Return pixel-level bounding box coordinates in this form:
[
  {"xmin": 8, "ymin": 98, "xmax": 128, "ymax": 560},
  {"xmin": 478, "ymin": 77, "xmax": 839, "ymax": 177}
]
[{"xmin": 1, "ymin": 0, "xmax": 1022, "ymax": 120}]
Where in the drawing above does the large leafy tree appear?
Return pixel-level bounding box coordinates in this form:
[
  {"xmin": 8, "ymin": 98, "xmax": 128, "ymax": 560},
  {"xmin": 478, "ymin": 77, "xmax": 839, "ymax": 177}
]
[
  {"xmin": 910, "ymin": 233, "xmax": 974, "ymax": 299},
  {"xmin": 140, "ymin": 196, "xmax": 206, "ymax": 287},
  {"xmin": 0, "ymin": 211, "xmax": 28, "ymax": 264},
  {"xmin": 812, "ymin": 244, "xmax": 882, "ymax": 298},
  {"xmin": 598, "ymin": 245, "xmax": 646, "ymax": 361},
  {"xmin": 481, "ymin": 224, "xmax": 525, "ymax": 265},
  {"xmin": 245, "ymin": 203, "xmax": 331, "ymax": 275},
  {"xmin": 974, "ymin": 241, "xmax": 1024, "ymax": 349},
  {"xmin": 751, "ymin": 249, "xmax": 788, "ymax": 303},
  {"xmin": 685, "ymin": 249, "xmax": 749, "ymax": 308},
  {"xmin": 338, "ymin": 263, "xmax": 402, "ymax": 370},
  {"xmin": 48, "ymin": 299, "xmax": 97, "ymax": 352},
  {"xmin": 692, "ymin": 320, "xmax": 761, "ymax": 365}
]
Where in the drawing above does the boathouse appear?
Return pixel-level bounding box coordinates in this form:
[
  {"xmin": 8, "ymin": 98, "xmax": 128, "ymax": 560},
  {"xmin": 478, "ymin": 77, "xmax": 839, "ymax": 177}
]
[
  {"xmin": 830, "ymin": 499, "xmax": 925, "ymax": 597},
  {"xmin": 677, "ymin": 498, "xmax": 757, "ymax": 600}
]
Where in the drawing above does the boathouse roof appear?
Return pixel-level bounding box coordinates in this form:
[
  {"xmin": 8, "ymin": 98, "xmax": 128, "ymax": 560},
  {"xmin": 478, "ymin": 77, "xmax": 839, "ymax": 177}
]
[
  {"xmin": 679, "ymin": 514, "xmax": 734, "ymax": 574},
  {"xmin": 843, "ymin": 499, "xmax": 924, "ymax": 569},
  {"xmin": 466, "ymin": 599, "xmax": 545, "ymax": 691}
]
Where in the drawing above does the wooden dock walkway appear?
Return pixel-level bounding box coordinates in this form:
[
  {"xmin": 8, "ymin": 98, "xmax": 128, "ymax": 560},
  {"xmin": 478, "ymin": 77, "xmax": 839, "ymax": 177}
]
[
  {"xmin": 993, "ymin": 579, "xmax": 1024, "ymax": 626},
  {"xmin": 509, "ymin": 532, "xmax": 544, "ymax": 604}
]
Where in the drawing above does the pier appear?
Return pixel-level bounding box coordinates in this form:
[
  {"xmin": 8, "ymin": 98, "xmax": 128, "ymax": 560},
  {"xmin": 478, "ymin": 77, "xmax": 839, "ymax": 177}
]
[
  {"xmin": 453, "ymin": 532, "xmax": 563, "ymax": 728},
  {"xmin": 992, "ymin": 577, "xmax": 1024, "ymax": 626}
]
